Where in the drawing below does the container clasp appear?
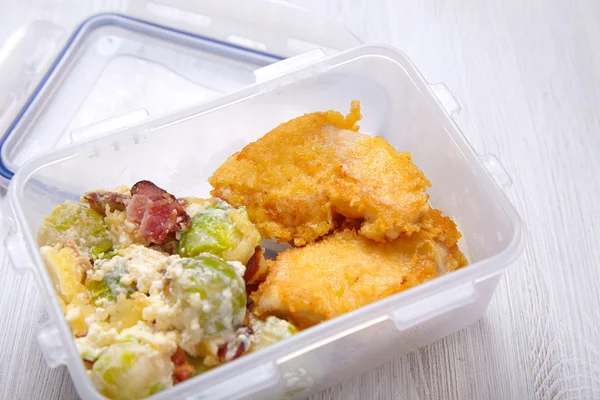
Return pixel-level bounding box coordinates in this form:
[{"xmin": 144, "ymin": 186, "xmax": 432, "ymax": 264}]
[
  {"xmin": 430, "ymin": 83, "xmax": 461, "ymax": 116},
  {"xmin": 37, "ymin": 322, "xmax": 68, "ymax": 368},
  {"xmin": 4, "ymin": 233, "xmax": 34, "ymax": 272},
  {"xmin": 480, "ymin": 153, "xmax": 513, "ymax": 189}
]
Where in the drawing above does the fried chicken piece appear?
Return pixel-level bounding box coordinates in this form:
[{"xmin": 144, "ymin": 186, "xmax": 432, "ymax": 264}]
[
  {"xmin": 250, "ymin": 208, "xmax": 467, "ymax": 329},
  {"xmin": 209, "ymin": 101, "xmax": 431, "ymax": 245}
]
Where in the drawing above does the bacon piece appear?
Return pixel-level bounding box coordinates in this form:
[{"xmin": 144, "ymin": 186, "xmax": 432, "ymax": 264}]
[
  {"xmin": 244, "ymin": 246, "xmax": 269, "ymax": 285},
  {"xmin": 171, "ymin": 347, "xmax": 195, "ymax": 383},
  {"xmin": 245, "ymin": 283, "xmax": 260, "ymax": 298},
  {"xmin": 131, "ymin": 180, "xmax": 165, "ymax": 199},
  {"xmin": 126, "ymin": 194, "xmax": 153, "ymax": 224},
  {"xmin": 82, "ymin": 191, "xmax": 131, "ymax": 216},
  {"xmin": 125, "ymin": 180, "xmax": 191, "ymax": 244},
  {"xmin": 217, "ymin": 325, "xmax": 253, "ymax": 363}
]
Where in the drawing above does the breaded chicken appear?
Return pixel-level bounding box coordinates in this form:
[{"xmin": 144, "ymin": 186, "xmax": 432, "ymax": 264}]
[
  {"xmin": 250, "ymin": 208, "xmax": 467, "ymax": 329},
  {"xmin": 209, "ymin": 101, "xmax": 431, "ymax": 246}
]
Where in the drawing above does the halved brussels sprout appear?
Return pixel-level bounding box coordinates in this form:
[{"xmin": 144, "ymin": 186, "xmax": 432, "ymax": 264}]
[
  {"xmin": 177, "ymin": 203, "xmax": 260, "ymax": 264},
  {"xmin": 90, "ymin": 341, "xmax": 173, "ymax": 400},
  {"xmin": 38, "ymin": 201, "xmax": 113, "ymax": 258},
  {"xmin": 250, "ymin": 316, "xmax": 297, "ymax": 352},
  {"xmin": 163, "ymin": 255, "xmax": 246, "ymax": 355}
]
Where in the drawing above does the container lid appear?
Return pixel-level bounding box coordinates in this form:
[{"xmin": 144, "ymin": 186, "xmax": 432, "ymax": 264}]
[{"xmin": 0, "ymin": 0, "xmax": 361, "ymax": 187}]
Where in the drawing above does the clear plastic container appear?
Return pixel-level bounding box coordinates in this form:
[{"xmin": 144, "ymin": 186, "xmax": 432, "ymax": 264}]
[{"xmin": 2, "ymin": 45, "xmax": 524, "ymax": 400}]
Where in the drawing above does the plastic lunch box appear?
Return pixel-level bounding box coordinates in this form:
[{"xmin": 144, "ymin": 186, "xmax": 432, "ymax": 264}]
[{"xmin": 0, "ymin": 3, "xmax": 524, "ymax": 400}]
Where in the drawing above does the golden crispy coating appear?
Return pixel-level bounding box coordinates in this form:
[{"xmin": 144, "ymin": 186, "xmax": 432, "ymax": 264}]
[
  {"xmin": 328, "ymin": 130, "xmax": 431, "ymax": 241},
  {"xmin": 250, "ymin": 208, "xmax": 467, "ymax": 329},
  {"xmin": 209, "ymin": 101, "xmax": 431, "ymax": 246}
]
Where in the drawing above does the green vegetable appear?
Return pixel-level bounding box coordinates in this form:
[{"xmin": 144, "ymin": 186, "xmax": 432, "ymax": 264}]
[
  {"xmin": 38, "ymin": 201, "xmax": 113, "ymax": 258},
  {"xmin": 90, "ymin": 342, "xmax": 173, "ymax": 400},
  {"xmin": 178, "ymin": 204, "xmax": 260, "ymax": 264},
  {"xmin": 98, "ymin": 250, "xmax": 118, "ymax": 260},
  {"xmin": 86, "ymin": 261, "xmax": 134, "ymax": 301},
  {"xmin": 166, "ymin": 254, "xmax": 246, "ymax": 337},
  {"xmin": 78, "ymin": 345, "xmax": 105, "ymax": 363},
  {"xmin": 251, "ymin": 316, "xmax": 297, "ymax": 352}
]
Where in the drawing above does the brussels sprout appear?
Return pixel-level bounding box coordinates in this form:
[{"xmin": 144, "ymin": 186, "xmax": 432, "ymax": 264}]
[
  {"xmin": 90, "ymin": 341, "xmax": 173, "ymax": 400},
  {"xmin": 177, "ymin": 203, "xmax": 260, "ymax": 264},
  {"xmin": 86, "ymin": 262, "xmax": 134, "ymax": 301},
  {"xmin": 164, "ymin": 255, "xmax": 246, "ymax": 354},
  {"xmin": 38, "ymin": 201, "xmax": 113, "ymax": 258},
  {"xmin": 250, "ymin": 316, "xmax": 297, "ymax": 352}
]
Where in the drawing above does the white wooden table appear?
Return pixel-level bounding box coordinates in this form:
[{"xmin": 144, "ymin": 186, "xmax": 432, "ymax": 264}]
[{"xmin": 2, "ymin": 1, "xmax": 600, "ymax": 399}]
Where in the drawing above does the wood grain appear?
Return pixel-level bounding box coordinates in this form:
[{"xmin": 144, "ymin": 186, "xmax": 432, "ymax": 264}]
[{"xmin": 1, "ymin": 0, "xmax": 600, "ymax": 399}]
